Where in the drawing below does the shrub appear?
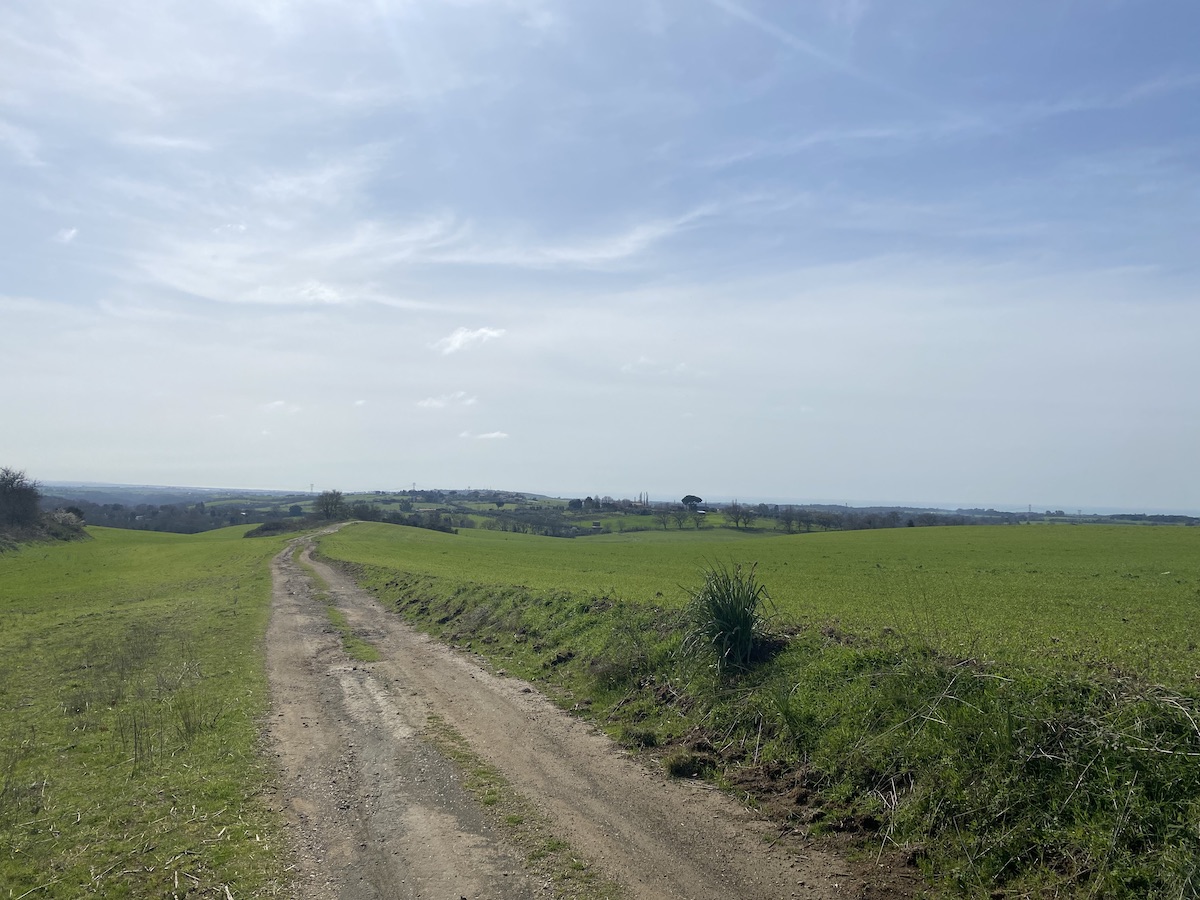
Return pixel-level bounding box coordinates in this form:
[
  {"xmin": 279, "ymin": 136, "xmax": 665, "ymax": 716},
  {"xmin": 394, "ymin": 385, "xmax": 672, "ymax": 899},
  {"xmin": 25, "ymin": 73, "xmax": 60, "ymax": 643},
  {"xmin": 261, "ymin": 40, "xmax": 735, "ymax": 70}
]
[
  {"xmin": 682, "ymin": 563, "xmax": 773, "ymax": 677},
  {"xmin": 0, "ymin": 468, "xmax": 40, "ymax": 527}
]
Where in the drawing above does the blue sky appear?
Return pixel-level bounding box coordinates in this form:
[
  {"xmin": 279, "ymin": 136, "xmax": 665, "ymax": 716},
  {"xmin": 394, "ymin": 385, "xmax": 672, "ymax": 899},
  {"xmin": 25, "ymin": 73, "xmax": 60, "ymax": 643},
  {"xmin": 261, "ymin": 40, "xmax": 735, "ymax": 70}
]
[{"xmin": 2, "ymin": 1, "xmax": 1198, "ymax": 511}]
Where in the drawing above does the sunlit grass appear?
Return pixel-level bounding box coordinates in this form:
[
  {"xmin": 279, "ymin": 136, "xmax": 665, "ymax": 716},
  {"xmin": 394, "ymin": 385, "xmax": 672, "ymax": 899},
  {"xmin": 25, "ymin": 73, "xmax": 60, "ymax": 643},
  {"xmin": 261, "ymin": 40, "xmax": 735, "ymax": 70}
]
[
  {"xmin": 0, "ymin": 526, "xmax": 291, "ymax": 898},
  {"xmin": 321, "ymin": 522, "xmax": 1200, "ymax": 686}
]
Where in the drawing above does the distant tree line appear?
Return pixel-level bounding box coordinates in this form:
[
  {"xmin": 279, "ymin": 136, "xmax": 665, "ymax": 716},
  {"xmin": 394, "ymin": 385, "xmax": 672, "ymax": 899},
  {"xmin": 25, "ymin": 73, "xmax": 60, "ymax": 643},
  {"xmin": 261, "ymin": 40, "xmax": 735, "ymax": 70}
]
[
  {"xmin": 43, "ymin": 496, "xmax": 294, "ymax": 534},
  {"xmin": 310, "ymin": 490, "xmax": 461, "ymax": 535},
  {"xmin": 34, "ymin": 479, "xmax": 1199, "ymax": 539}
]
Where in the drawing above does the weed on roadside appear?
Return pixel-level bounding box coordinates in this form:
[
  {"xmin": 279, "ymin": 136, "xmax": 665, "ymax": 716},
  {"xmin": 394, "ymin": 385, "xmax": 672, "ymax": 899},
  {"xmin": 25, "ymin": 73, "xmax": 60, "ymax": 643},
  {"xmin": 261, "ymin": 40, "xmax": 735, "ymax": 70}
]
[{"xmin": 681, "ymin": 563, "xmax": 775, "ymax": 678}]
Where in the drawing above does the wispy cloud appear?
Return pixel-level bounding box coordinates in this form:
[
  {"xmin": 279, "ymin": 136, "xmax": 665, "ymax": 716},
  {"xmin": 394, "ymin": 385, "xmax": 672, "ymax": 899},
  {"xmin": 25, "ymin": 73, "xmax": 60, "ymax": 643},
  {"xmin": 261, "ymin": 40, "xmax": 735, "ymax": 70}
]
[
  {"xmin": 993, "ymin": 72, "xmax": 1200, "ymax": 131},
  {"xmin": 699, "ymin": 125, "xmax": 946, "ymax": 170},
  {"xmin": 433, "ymin": 327, "xmax": 506, "ymax": 355},
  {"xmin": 115, "ymin": 132, "xmax": 211, "ymax": 152},
  {"xmin": 432, "ymin": 208, "xmax": 715, "ymax": 270},
  {"xmin": 418, "ymin": 391, "xmax": 478, "ymax": 409},
  {"xmin": 250, "ymin": 149, "xmax": 386, "ymax": 207},
  {"xmin": 128, "ymin": 224, "xmax": 445, "ymax": 309},
  {"xmin": 824, "ymin": 0, "xmax": 869, "ymax": 32},
  {"xmin": 0, "ymin": 118, "xmax": 42, "ymax": 166},
  {"xmin": 621, "ymin": 356, "xmax": 690, "ymax": 378},
  {"xmin": 3, "ymin": 0, "xmax": 1197, "ymax": 508},
  {"xmin": 704, "ymin": 0, "xmax": 935, "ymax": 109},
  {"xmin": 262, "ymin": 400, "xmax": 301, "ymax": 415},
  {"xmin": 699, "ymin": 67, "xmax": 1200, "ymax": 173}
]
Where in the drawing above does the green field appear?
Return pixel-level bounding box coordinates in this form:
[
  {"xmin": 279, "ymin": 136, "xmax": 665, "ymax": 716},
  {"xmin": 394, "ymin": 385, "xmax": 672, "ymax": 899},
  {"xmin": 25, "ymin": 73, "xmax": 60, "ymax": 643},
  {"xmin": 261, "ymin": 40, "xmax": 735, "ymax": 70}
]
[
  {"xmin": 319, "ymin": 521, "xmax": 1200, "ymax": 897},
  {"xmin": 0, "ymin": 526, "xmax": 290, "ymax": 898},
  {"xmin": 319, "ymin": 522, "xmax": 1200, "ymax": 687},
  {"xmin": 4, "ymin": 519, "xmax": 1198, "ymax": 898}
]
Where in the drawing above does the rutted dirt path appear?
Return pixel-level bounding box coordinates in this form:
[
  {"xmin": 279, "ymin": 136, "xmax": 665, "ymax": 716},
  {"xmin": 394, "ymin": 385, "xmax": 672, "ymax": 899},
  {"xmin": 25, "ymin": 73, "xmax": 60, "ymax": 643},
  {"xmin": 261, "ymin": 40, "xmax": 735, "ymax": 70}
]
[{"xmin": 265, "ymin": 533, "xmax": 907, "ymax": 899}]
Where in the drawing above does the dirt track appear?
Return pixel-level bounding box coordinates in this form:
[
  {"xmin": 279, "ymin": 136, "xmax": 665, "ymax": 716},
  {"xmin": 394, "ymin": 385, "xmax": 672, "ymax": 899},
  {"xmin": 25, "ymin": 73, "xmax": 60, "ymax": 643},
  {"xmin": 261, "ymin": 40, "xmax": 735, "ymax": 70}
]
[{"xmin": 265, "ymin": 533, "xmax": 910, "ymax": 899}]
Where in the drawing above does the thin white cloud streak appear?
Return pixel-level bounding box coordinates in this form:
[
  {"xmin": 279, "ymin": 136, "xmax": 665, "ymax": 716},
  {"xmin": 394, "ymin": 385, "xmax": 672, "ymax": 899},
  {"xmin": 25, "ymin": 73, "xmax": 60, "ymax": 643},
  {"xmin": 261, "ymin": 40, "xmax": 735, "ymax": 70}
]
[
  {"xmin": 54, "ymin": 227, "xmax": 79, "ymax": 243},
  {"xmin": 698, "ymin": 124, "xmax": 960, "ymax": 170},
  {"xmin": 704, "ymin": 0, "xmax": 937, "ymax": 110},
  {"xmin": 250, "ymin": 148, "xmax": 387, "ymax": 207},
  {"xmin": 126, "ymin": 206, "xmax": 713, "ymax": 311},
  {"xmin": 126, "ymin": 223, "xmax": 448, "ymax": 309},
  {"xmin": 305, "ymin": 216, "xmax": 468, "ymax": 267},
  {"xmin": 947, "ymin": 71, "xmax": 1200, "ymax": 141},
  {"xmin": 620, "ymin": 356, "xmax": 690, "ymax": 378},
  {"xmin": 115, "ymin": 132, "xmax": 211, "ymax": 152},
  {"xmin": 418, "ymin": 391, "xmax": 477, "ymax": 409},
  {"xmin": 460, "ymin": 431, "xmax": 509, "ymax": 440},
  {"xmin": 433, "ymin": 327, "xmax": 506, "ymax": 355},
  {"xmin": 262, "ymin": 400, "xmax": 301, "ymax": 415},
  {"xmin": 430, "ymin": 207, "xmax": 717, "ymax": 270},
  {"xmin": 0, "ymin": 8, "xmax": 165, "ymax": 113},
  {"xmin": 700, "ymin": 69, "xmax": 1200, "ymax": 172}
]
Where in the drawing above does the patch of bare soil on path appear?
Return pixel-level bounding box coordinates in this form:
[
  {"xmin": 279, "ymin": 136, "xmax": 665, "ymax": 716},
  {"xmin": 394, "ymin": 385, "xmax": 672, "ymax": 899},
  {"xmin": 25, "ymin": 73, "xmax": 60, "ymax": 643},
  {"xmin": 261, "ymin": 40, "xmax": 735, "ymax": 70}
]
[{"xmin": 266, "ymin": 533, "xmax": 920, "ymax": 899}]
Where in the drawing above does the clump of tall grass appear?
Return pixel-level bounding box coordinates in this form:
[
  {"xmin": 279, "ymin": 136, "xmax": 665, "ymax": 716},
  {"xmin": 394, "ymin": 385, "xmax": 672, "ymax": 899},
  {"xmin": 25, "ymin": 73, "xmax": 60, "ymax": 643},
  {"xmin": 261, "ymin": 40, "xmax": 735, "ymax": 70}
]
[
  {"xmin": 737, "ymin": 634, "xmax": 1200, "ymax": 897},
  {"xmin": 682, "ymin": 563, "xmax": 774, "ymax": 678}
]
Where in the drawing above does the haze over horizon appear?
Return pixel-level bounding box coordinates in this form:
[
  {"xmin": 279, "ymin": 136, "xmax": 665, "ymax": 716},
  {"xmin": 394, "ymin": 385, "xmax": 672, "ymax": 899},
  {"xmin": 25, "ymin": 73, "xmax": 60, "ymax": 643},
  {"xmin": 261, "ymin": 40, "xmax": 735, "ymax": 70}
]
[{"xmin": 4, "ymin": 2, "xmax": 1198, "ymax": 514}]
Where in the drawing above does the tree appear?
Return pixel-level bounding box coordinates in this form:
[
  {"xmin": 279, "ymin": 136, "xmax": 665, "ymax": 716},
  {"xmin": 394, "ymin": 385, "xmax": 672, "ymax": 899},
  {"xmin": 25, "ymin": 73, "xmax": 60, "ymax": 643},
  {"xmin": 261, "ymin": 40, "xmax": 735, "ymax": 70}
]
[
  {"xmin": 350, "ymin": 500, "xmax": 381, "ymax": 521},
  {"xmin": 671, "ymin": 508, "xmax": 690, "ymax": 529},
  {"xmin": 314, "ymin": 490, "xmax": 347, "ymax": 520},
  {"xmin": 653, "ymin": 505, "xmax": 672, "ymax": 530},
  {"xmin": 682, "ymin": 494, "xmax": 703, "ymax": 510},
  {"xmin": 0, "ymin": 468, "xmax": 41, "ymax": 527},
  {"xmin": 725, "ymin": 500, "xmax": 744, "ymax": 529},
  {"xmin": 289, "ymin": 505, "xmax": 304, "ymax": 517}
]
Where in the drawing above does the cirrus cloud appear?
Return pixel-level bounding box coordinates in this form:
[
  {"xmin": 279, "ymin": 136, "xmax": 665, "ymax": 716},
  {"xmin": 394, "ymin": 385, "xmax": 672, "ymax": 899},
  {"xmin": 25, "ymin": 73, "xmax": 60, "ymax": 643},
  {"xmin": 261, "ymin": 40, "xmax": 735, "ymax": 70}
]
[
  {"xmin": 418, "ymin": 391, "xmax": 478, "ymax": 409},
  {"xmin": 432, "ymin": 326, "xmax": 506, "ymax": 355}
]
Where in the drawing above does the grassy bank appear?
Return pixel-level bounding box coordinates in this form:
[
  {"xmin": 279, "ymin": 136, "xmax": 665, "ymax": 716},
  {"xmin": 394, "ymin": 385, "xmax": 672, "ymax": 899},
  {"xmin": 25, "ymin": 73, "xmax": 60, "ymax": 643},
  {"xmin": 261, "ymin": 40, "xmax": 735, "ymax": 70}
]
[
  {"xmin": 0, "ymin": 526, "xmax": 291, "ymax": 898},
  {"xmin": 318, "ymin": 522, "xmax": 1200, "ymax": 897}
]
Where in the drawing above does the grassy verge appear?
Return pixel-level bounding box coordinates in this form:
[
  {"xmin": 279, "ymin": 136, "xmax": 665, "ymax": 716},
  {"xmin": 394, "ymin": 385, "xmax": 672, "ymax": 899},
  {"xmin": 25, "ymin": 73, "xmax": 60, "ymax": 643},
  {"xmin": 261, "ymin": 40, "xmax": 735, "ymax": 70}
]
[
  {"xmin": 0, "ymin": 526, "xmax": 292, "ymax": 899},
  {"xmin": 318, "ymin": 530, "xmax": 1200, "ymax": 898}
]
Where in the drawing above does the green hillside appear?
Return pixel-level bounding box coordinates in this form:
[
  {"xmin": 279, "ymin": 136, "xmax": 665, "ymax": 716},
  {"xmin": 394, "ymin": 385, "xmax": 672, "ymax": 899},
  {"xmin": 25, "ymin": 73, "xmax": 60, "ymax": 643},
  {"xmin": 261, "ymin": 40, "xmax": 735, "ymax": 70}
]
[{"xmin": 0, "ymin": 526, "xmax": 290, "ymax": 898}]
